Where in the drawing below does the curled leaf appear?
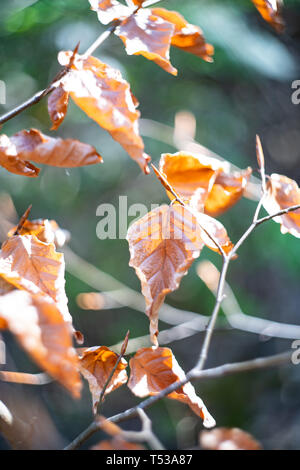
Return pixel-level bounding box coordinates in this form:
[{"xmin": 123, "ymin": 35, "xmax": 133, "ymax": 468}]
[
  {"xmin": 7, "ymin": 218, "xmax": 68, "ymax": 248},
  {"xmin": 79, "ymin": 346, "xmax": 128, "ymax": 413},
  {"xmin": 48, "ymin": 85, "xmax": 69, "ymax": 130},
  {"xmin": 200, "ymin": 427, "xmax": 262, "ymax": 450},
  {"xmin": 152, "ymin": 7, "xmax": 214, "ymax": 62},
  {"xmin": 0, "ymin": 135, "xmax": 40, "ymax": 177},
  {"xmin": 263, "ymin": 173, "xmax": 300, "ymax": 238},
  {"xmin": 115, "ymin": 9, "xmax": 177, "ymax": 76},
  {"xmin": 196, "ymin": 212, "xmax": 234, "ymax": 255},
  {"xmin": 127, "ymin": 204, "xmax": 204, "ymax": 345},
  {"xmin": 0, "ymin": 290, "xmax": 81, "ymax": 397},
  {"xmin": 252, "ymin": 0, "xmax": 284, "ymax": 32},
  {"xmin": 0, "ymin": 129, "xmax": 102, "ymax": 175},
  {"xmin": 58, "ymin": 51, "xmax": 150, "ymax": 173},
  {"xmin": 128, "ymin": 347, "xmax": 215, "ymax": 428},
  {"xmin": 89, "ymin": 0, "xmax": 131, "ymax": 25},
  {"xmin": 0, "ymin": 234, "xmax": 71, "ymax": 323},
  {"xmin": 159, "ymin": 152, "xmax": 251, "ymax": 216}
]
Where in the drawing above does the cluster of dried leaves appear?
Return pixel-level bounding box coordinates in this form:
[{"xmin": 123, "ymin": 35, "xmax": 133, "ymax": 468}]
[{"xmin": 0, "ymin": 0, "xmax": 284, "ymax": 178}]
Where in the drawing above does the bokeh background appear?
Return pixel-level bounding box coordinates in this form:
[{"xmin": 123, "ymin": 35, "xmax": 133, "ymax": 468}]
[{"xmin": 0, "ymin": 0, "xmax": 300, "ymax": 450}]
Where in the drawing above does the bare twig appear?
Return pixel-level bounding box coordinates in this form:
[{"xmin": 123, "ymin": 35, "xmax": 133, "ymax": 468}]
[
  {"xmin": 0, "ymin": 26, "xmax": 116, "ymax": 126},
  {"xmin": 65, "ymin": 350, "xmax": 291, "ymax": 449},
  {"xmin": 0, "ymin": 371, "xmax": 52, "ymax": 385}
]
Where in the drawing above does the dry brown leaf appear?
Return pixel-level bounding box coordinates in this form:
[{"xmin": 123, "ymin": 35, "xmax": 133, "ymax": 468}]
[
  {"xmin": 91, "ymin": 437, "xmax": 145, "ymax": 450},
  {"xmin": 89, "ymin": 0, "xmax": 131, "ymax": 25},
  {"xmin": 0, "ymin": 129, "xmax": 102, "ymax": 175},
  {"xmin": 0, "ymin": 134, "xmax": 40, "ymax": 177},
  {"xmin": 200, "ymin": 427, "xmax": 262, "ymax": 450},
  {"xmin": 152, "ymin": 7, "xmax": 214, "ymax": 62},
  {"xmin": 79, "ymin": 346, "xmax": 128, "ymax": 413},
  {"xmin": 7, "ymin": 218, "xmax": 66, "ymax": 247},
  {"xmin": 48, "ymin": 85, "xmax": 70, "ymax": 130},
  {"xmin": 58, "ymin": 51, "xmax": 150, "ymax": 173},
  {"xmin": 115, "ymin": 9, "xmax": 177, "ymax": 76},
  {"xmin": 128, "ymin": 347, "xmax": 215, "ymax": 428},
  {"xmin": 252, "ymin": 0, "xmax": 284, "ymax": 32},
  {"xmin": 127, "ymin": 204, "xmax": 204, "ymax": 345},
  {"xmin": 0, "ymin": 234, "xmax": 71, "ymax": 323},
  {"xmin": 196, "ymin": 212, "xmax": 234, "ymax": 255},
  {"xmin": 204, "ymin": 167, "xmax": 252, "ymax": 217},
  {"xmin": 263, "ymin": 173, "xmax": 300, "ymax": 238},
  {"xmin": 0, "ymin": 290, "xmax": 81, "ymax": 397},
  {"xmin": 159, "ymin": 152, "xmax": 251, "ymax": 216}
]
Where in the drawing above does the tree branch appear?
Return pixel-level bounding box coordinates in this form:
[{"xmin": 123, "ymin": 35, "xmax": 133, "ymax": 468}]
[{"xmin": 65, "ymin": 350, "xmax": 291, "ymax": 450}]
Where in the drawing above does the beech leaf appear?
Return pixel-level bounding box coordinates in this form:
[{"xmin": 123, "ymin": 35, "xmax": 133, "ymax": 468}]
[
  {"xmin": 152, "ymin": 7, "xmax": 214, "ymax": 62},
  {"xmin": 79, "ymin": 346, "xmax": 128, "ymax": 413},
  {"xmin": 115, "ymin": 9, "xmax": 177, "ymax": 76},
  {"xmin": 252, "ymin": 0, "xmax": 284, "ymax": 32},
  {"xmin": 263, "ymin": 173, "xmax": 300, "ymax": 238},
  {"xmin": 0, "ymin": 129, "xmax": 102, "ymax": 176},
  {"xmin": 48, "ymin": 85, "xmax": 70, "ymax": 130},
  {"xmin": 159, "ymin": 152, "xmax": 252, "ymax": 217},
  {"xmin": 58, "ymin": 51, "xmax": 150, "ymax": 173},
  {"xmin": 88, "ymin": 0, "xmax": 131, "ymax": 25},
  {"xmin": 0, "ymin": 234, "xmax": 71, "ymax": 323},
  {"xmin": 128, "ymin": 346, "xmax": 215, "ymax": 428},
  {"xmin": 0, "ymin": 290, "xmax": 81, "ymax": 397},
  {"xmin": 127, "ymin": 204, "xmax": 204, "ymax": 345}
]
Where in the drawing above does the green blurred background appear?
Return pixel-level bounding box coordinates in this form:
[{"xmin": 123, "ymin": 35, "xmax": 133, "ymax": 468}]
[{"xmin": 1, "ymin": 0, "xmax": 300, "ymax": 450}]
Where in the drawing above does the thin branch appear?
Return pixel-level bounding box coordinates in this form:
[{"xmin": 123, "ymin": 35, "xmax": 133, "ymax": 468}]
[
  {"xmin": 65, "ymin": 350, "xmax": 291, "ymax": 449},
  {"xmin": 0, "ymin": 26, "xmax": 116, "ymax": 126},
  {"xmin": 0, "ymin": 371, "xmax": 52, "ymax": 385}
]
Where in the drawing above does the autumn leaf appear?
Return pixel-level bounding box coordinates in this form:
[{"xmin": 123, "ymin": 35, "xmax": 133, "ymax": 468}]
[
  {"xmin": 88, "ymin": 0, "xmax": 131, "ymax": 25},
  {"xmin": 0, "ymin": 233, "xmax": 71, "ymax": 323},
  {"xmin": 128, "ymin": 347, "xmax": 215, "ymax": 428},
  {"xmin": 200, "ymin": 427, "xmax": 262, "ymax": 450},
  {"xmin": 48, "ymin": 85, "xmax": 69, "ymax": 130},
  {"xmin": 115, "ymin": 9, "xmax": 177, "ymax": 76},
  {"xmin": 152, "ymin": 8, "xmax": 214, "ymax": 62},
  {"xmin": 0, "ymin": 129, "xmax": 102, "ymax": 176},
  {"xmin": 79, "ymin": 346, "xmax": 128, "ymax": 413},
  {"xmin": 263, "ymin": 173, "xmax": 300, "ymax": 238},
  {"xmin": 127, "ymin": 204, "xmax": 204, "ymax": 345},
  {"xmin": 0, "ymin": 290, "xmax": 81, "ymax": 397},
  {"xmin": 58, "ymin": 51, "xmax": 150, "ymax": 173},
  {"xmin": 252, "ymin": 0, "xmax": 284, "ymax": 32},
  {"xmin": 196, "ymin": 212, "xmax": 234, "ymax": 255},
  {"xmin": 159, "ymin": 152, "xmax": 251, "ymax": 217},
  {"xmin": 8, "ymin": 218, "xmax": 68, "ymax": 248},
  {"xmin": 204, "ymin": 167, "xmax": 252, "ymax": 217},
  {"xmin": 0, "ymin": 134, "xmax": 40, "ymax": 177}
]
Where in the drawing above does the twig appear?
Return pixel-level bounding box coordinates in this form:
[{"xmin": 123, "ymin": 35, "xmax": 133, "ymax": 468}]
[
  {"xmin": 120, "ymin": 409, "xmax": 165, "ymax": 450},
  {"xmin": 98, "ymin": 331, "xmax": 130, "ymax": 410},
  {"xmin": 0, "ymin": 26, "xmax": 116, "ymax": 126},
  {"xmin": 65, "ymin": 350, "xmax": 291, "ymax": 449},
  {"xmin": 0, "ymin": 371, "xmax": 52, "ymax": 385}
]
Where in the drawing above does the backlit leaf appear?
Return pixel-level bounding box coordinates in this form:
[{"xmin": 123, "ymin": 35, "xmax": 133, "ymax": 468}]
[
  {"xmin": 152, "ymin": 7, "xmax": 214, "ymax": 62},
  {"xmin": 0, "ymin": 290, "xmax": 81, "ymax": 397},
  {"xmin": 115, "ymin": 9, "xmax": 177, "ymax": 76},
  {"xmin": 48, "ymin": 85, "xmax": 69, "ymax": 130},
  {"xmin": 128, "ymin": 347, "xmax": 215, "ymax": 428},
  {"xmin": 79, "ymin": 346, "xmax": 128, "ymax": 413},
  {"xmin": 127, "ymin": 204, "xmax": 204, "ymax": 345},
  {"xmin": 252, "ymin": 0, "xmax": 284, "ymax": 32},
  {"xmin": 159, "ymin": 152, "xmax": 251, "ymax": 216},
  {"xmin": 58, "ymin": 51, "xmax": 150, "ymax": 173},
  {"xmin": 88, "ymin": 0, "xmax": 131, "ymax": 25},
  {"xmin": 0, "ymin": 234, "xmax": 71, "ymax": 323},
  {"xmin": 0, "ymin": 129, "xmax": 102, "ymax": 175},
  {"xmin": 263, "ymin": 173, "xmax": 300, "ymax": 238}
]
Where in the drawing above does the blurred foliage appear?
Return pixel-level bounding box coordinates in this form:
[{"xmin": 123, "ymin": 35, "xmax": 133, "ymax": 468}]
[{"xmin": 0, "ymin": 0, "xmax": 300, "ymax": 450}]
